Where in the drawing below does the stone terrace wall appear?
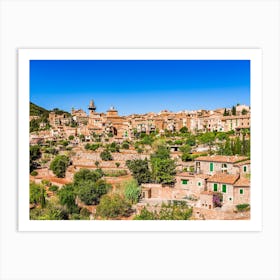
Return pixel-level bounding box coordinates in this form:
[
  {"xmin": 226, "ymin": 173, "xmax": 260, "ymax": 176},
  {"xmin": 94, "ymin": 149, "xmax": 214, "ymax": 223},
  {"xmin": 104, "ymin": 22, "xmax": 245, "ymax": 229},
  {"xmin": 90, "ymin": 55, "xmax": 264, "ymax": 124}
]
[
  {"xmin": 72, "ymin": 152, "xmax": 150, "ymax": 167},
  {"xmin": 193, "ymin": 207, "xmax": 250, "ymax": 220}
]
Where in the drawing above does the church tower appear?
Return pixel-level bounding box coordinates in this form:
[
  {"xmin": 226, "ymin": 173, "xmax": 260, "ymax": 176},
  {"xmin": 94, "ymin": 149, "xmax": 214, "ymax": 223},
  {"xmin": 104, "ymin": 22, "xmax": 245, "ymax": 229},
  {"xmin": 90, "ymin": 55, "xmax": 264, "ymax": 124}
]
[{"xmin": 88, "ymin": 100, "xmax": 96, "ymax": 113}]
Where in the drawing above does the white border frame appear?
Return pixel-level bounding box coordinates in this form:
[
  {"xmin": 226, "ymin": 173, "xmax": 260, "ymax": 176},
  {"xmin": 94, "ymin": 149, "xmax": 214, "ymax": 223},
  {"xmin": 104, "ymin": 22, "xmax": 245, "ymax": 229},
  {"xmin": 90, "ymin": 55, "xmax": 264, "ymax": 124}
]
[{"xmin": 18, "ymin": 49, "xmax": 262, "ymax": 231}]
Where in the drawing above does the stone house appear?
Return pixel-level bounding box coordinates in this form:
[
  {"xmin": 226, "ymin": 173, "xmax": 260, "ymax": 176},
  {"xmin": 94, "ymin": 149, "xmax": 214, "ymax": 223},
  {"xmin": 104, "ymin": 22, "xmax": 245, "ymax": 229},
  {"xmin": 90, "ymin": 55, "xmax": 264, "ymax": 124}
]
[
  {"xmin": 206, "ymin": 173, "xmax": 240, "ymax": 206},
  {"xmin": 194, "ymin": 155, "xmax": 249, "ymax": 176},
  {"xmin": 233, "ymin": 177, "xmax": 250, "ymax": 205},
  {"xmin": 175, "ymin": 172, "xmax": 209, "ymax": 198}
]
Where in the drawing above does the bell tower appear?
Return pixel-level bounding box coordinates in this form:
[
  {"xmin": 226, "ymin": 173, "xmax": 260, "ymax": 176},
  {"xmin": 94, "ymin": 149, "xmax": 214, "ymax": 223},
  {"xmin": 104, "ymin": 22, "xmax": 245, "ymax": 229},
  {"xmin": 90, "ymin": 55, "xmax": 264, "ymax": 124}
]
[{"xmin": 88, "ymin": 100, "xmax": 96, "ymax": 113}]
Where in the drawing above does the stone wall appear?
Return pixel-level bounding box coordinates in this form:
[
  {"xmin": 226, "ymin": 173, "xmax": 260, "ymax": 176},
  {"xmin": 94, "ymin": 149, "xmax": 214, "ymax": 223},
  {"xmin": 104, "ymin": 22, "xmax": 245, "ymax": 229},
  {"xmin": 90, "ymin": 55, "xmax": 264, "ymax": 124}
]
[{"xmin": 193, "ymin": 207, "xmax": 250, "ymax": 220}]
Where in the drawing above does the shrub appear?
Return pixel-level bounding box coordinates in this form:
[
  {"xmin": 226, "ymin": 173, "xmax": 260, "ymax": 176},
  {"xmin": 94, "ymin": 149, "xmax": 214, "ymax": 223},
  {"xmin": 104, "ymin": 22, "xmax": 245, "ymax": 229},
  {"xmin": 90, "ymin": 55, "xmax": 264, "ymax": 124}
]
[
  {"xmin": 73, "ymin": 169, "xmax": 103, "ymax": 185},
  {"xmin": 103, "ymin": 170, "xmax": 127, "ymax": 177},
  {"xmin": 115, "ymin": 162, "xmax": 120, "ymax": 168},
  {"xmin": 96, "ymin": 194, "xmax": 132, "ymax": 219},
  {"xmin": 68, "ymin": 135, "xmax": 74, "ymax": 140},
  {"xmin": 236, "ymin": 204, "xmax": 250, "ymax": 212},
  {"xmin": 123, "ymin": 179, "xmax": 141, "ymax": 204},
  {"xmin": 50, "ymin": 155, "xmax": 69, "ymax": 178},
  {"xmin": 77, "ymin": 179, "xmax": 111, "ymax": 205},
  {"xmin": 100, "ymin": 150, "xmax": 113, "ymax": 161},
  {"xmin": 30, "ymin": 170, "xmax": 38, "ymax": 176},
  {"xmin": 48, "ymin": 185, "xmax": 59, "ymax": 192},
  {"xmin": 30, "ymin": 183, "xmax": 46, "ymax": 207},
  {"xmin": 121, "ymin": 142, "xmax": 130, "ymax": 149}
]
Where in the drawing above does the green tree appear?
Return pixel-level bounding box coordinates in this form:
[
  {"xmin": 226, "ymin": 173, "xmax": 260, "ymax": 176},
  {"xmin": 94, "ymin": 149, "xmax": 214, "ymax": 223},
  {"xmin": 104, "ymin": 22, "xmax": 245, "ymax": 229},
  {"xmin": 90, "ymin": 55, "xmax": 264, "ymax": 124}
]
[
  {"xmin": 232, "ymin": 106, "xmax": 236, "ymax": 116},
  {"xmin": 123, "ymin": 179, "xmax": 141, "ymax": 204},
  {"xmin": 30, "ymin": 145, "xmax": 41, "ymax": 160},
  {"xmin": 68, "ymin": 135, "xmax": 74, "ymax": 140},
  {"xmin": 126, "ymin": 158, "xmax": 151, "ymax": 184},
  {"xmin": 199, "ymin": 132, "xmax": 216, "ymax": 152},
  {"xmin": 77, "ymin": 179, "xmax": 111, "ymax": 205},
  {"xmin": 58, "ymin": 184, "xmax": 79, "ymax": 213},
  {"xmin": 150, "ymin": 145, "xmax": 176, "ymax": 184},
  {"xmin": 100, "ymin": 149, "xmax": 113, "ymax": 161},
  {"xmin": 150, "ymin": 157, "xmax": 177, "ymax": 184},
  {"xmin": 121, "ymin": 142, "xmax": 130, "ymax": 149},
  {"xmin": 179, "ymin": 126, "xmax": 188, "ymax": 134},
  {"xmin": 73, "ymin": 168, "xmax": 103, "ymax": 185},
  {"xmin": 50, "ymin": 155, "xmax": 69, "ymax": 178},
  {"xmin": 241, "ymin": 109, "xmax": 248, "ymax": 115},
  {"xmin": 95, "ymin": 194, "xmax": 132, "ymax": 219},
  {"xmin": 30, "ymin": 183, "xmax": 46, "ymax": 207}
]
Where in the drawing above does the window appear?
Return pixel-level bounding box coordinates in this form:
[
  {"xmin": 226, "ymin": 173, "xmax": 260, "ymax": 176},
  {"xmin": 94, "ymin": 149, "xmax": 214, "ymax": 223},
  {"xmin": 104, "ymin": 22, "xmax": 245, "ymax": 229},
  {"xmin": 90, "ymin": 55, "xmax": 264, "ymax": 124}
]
[
  {"xmin": 198, "ymin": 182, "xmax": 201, "ymax": 186},
  {"xmin": 243, "ymin": 166, "xmax": 247, "ymax": 172},
  {"xmin": 213, "ymin": 183, "xmax": 218, "ymax": 192},
  {"xmin": 222, "ymin": 184, "xmax": 227, "ymax": 193},
  {"xmin": 222, "ymin": 163, "xmax": 228, "ymax": 173},
  {"xmin": 210, "ymin": 162, "xmax": 214, "ymax": 172},
  {"xmin": 240, "ymin": 189, "xmax": 244, "ymax": 195},
  {"xmin": 181, "ymin": 179, "xmax": 188, "ymax": 185}
]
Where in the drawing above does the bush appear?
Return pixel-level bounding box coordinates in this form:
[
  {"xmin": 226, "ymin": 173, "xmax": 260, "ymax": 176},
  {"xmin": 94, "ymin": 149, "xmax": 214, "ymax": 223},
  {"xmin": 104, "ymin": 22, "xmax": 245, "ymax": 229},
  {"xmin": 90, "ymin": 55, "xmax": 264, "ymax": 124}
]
[
  {"xmin": 103, "ymin": 170, "xmax": 127, "ymax": 177},
  {"xmin": 29, "ymin": 183, "xmax": 46, "ymax": 207},
  {"xmin": 48, "ymin": 185, "xmax": 59, "ymax": 192},
  {"xmin": 121, "ymin": 143, "xmax": 130, "ymax": 149},
  {"xmin": 74, "ymin": 168, "xmax": 103, "ymax": 185},
  {"xmin": 68, "ymin": 135, "xmax": 74, "ymax": 140},
  {"xmin": 126, "ymin": 159, "xmax": 151, "ymax": 184},
  {"xmin": 50, "ymin": 155, "xmax": 69, "ymax": 178},
  {"xmin": 96, "ymin": 194, "xmax": 132, "ymax": 219},
  {"xmin": 134, "ymin": 201, "xmax": 192, "ymax": 220},
  {"xmin": 123, "ymin": 179, "xmax": 141, "ymax": 204},
  {"xmin": 85, "ymin": 143, "xmax": 100, "ymax": 151},
  {"xmin": 100, "ymin": 150, "xmax": 113, "ymax": 161},
  {"xmin": 236, "ymin": 204, "xmax": 250, "ymax": 212},
  {"xmin": 30, "ymin": 170, "xmax": 38, "ymax": 176},
  {"xmin": 77, "ymin": 179, "xmax": 111, "ymax": 205}
]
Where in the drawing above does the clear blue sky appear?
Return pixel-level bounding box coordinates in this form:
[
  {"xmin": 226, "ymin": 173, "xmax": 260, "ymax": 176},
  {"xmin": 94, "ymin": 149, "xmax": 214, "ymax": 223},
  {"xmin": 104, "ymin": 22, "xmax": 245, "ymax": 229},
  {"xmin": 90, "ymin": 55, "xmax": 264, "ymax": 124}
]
[{"xmin": 30, "ymin": 60, "xmax": 250, "ymax": 115}]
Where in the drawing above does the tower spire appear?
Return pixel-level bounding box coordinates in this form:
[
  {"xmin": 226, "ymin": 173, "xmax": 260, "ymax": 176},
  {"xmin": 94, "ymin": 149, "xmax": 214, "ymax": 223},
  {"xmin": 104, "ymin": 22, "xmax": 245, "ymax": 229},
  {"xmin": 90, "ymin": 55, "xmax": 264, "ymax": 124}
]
[{"xmin": 88, "ymin": 99, "xmax": 96, "ymax": 111}]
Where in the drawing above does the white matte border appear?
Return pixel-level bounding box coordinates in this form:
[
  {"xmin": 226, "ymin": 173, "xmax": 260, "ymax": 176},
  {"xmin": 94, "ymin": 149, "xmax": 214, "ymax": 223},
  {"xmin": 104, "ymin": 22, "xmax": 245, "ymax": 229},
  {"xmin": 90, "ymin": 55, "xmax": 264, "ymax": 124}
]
[{"xmin": 18, "ymin": 48, "xmax": 262, "ymax": 231}]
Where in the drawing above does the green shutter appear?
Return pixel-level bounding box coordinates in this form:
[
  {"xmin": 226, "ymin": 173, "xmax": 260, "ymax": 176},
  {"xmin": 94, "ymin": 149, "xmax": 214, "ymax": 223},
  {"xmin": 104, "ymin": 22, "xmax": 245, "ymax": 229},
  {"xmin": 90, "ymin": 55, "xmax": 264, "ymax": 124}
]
[
  {"xmin": 240, "ymin": 189, "xmax": 244, "ymax": 194},
  {"xmin": 182, "ymin": 179, "xmax": 188, "ymax": 185},
  {"xmin": 222, "ymin": 184, "xmax": 227, "ymax": 193},
  {"xmin": 210, "ymin": 162, "xmax": 214, "ymax": 172},
  {"xmin": 213, "ymin": 183, "xmax": 218, "ymax": 192},
  {"xmin": 243, "ymin": 166, "xmax": 247, "ymax": 172},
  {"xmin": 198, "ymin": 182, "xmax": 201, "ymax": 186}
]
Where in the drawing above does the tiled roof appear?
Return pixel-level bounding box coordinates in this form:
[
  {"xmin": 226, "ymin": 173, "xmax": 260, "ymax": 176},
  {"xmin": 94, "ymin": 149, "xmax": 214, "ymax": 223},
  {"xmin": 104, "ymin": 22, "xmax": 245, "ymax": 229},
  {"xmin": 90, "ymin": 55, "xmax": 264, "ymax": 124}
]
[
  {"xmin": 233, "ymin": 160, "xmax": 250, "ymax": 166},
  {"xmin": 234, "ymin": 177, "xmax": 250, "ymax": 187},
  {"xmin": 195, "ymin": 155, "xmax": 249, "ymax": 163},
  {"xmin": 207, "ymin": 174, "xmax": 240, "ymax": 184}
]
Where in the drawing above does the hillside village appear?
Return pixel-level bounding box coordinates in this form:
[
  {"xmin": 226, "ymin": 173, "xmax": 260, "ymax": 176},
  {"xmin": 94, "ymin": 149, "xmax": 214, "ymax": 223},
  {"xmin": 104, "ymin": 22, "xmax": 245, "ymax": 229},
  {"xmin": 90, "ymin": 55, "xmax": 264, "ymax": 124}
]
[{"xmin": 29, "ymin": 100, "xmax": 251, "ymax": 220}]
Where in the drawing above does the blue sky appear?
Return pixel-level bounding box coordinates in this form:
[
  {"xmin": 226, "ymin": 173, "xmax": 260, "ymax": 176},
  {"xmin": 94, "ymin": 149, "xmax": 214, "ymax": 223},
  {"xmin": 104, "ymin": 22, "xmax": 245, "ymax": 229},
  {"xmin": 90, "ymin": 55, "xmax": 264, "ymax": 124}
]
[{"xmin": 30, "ymin": 60, "xmax": 250, "ymax": 115}]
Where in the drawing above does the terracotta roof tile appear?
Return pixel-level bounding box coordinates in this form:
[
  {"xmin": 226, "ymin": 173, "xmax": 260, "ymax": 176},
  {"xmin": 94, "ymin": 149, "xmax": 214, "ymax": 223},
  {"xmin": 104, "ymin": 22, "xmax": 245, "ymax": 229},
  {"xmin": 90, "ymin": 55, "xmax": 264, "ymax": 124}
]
[
  {"xmin": 234, "ymin": 177, "xmax": 250, "ymax": 187},
  {"xmin": 207, "ymin": 174, "xmax": 240, "ymax": 184},
  {"xmin": 195, "ymin": 155, "xmax": 249, "ymax": 163},
  {"xmin": 233, "ymin": 160, "xmax": 250, "ymax": 166}
]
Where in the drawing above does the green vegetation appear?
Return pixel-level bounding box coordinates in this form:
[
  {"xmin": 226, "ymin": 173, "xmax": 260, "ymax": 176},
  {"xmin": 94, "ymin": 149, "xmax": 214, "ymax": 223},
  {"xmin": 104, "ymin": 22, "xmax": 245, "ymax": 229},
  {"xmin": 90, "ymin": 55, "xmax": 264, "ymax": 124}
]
[
  {"xmin": 50, "ymin": 155, "xmax": 69, "ymax": 178},
  {"xmin": 95, "ymin": 194, "xmax": 132, "ymax": 219},
  {"xmin": 77, "ymin": 179, "xmax": 111, "ymax": 205},
  {"xmin": 73, "ymin": 168, "xmax": 103, "ymax": 185},
  {"xmin": 100, "ymin": 149, "xmax": 113, "ymax": 161},
  {"xmin": 150, "ymin": 145, "xmax": 176, "ymax": 184},
  {"xmin": 134, "ymin": 201, "xmax": 193, "ymax": 220},
  {"xmin": 30, "ymin": 183, "xmax": 46, "ymax": 207},
  {"xmin": 103, "ymin": 169, "xmax": 127, "ymax": 177},
  {"xmin": 30, "ymin": 170, "xmax": 38, "ymax": 176},
  {"xmin": 126, "ymin": 158, "xmax": 151, "ymax": 184},
  {"xmin": 30, "ymin": 102, "xmax": 49, "ymax": 117},
  {"xmin": 123, "ymin": 179, "xmax": 141, "ymax": 204},
  {"xmin": 236, "ymin": 204, "xmax": 250, "ymax": 212},
  {"xmin": 58, "ymin": 184, "xmax": 79, "ymax": 213},
  {"xmin": 85, "ymin": 143, "xmax": 100, "ymax": 151},
  {"xmin": 30, "ymin": 198, "xmax": 68, "ymax": 220}
]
